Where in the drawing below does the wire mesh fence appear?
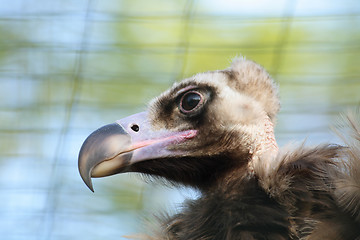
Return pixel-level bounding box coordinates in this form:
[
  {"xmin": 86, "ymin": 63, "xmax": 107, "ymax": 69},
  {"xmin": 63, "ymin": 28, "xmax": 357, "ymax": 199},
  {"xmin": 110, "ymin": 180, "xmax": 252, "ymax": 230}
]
[{"xmin": 0, "ymin": 0, "xmax": 359, "ymax": 239}]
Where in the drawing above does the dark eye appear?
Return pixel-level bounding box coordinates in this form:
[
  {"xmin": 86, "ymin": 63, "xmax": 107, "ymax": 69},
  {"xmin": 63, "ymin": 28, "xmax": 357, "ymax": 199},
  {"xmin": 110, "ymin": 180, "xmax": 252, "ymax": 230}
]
[{"xmin": 179, "ymin": 91, "xmax": 203, "ymax": 113}]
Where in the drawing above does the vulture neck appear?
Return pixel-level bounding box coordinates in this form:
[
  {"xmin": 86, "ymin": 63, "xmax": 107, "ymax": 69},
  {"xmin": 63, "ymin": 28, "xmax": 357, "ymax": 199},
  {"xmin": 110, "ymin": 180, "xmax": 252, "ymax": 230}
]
[
  {"xmin": 203, "ymin": 116, "xmax": 279, "ymax": 194},
  {"xmin": 247, "ymin": 115, "xmax": 279, "ymax": 177}
]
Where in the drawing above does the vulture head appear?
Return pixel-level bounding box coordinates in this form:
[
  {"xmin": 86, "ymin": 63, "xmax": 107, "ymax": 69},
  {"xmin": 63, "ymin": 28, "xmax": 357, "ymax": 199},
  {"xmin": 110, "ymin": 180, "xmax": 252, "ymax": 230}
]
[
  {"xmin": 78, "ymin": 57, "xmax": 360, "ymax": 239},
  {"xmin": 78, "ymin": 58, "xmax": 280, "ymax": 192}
]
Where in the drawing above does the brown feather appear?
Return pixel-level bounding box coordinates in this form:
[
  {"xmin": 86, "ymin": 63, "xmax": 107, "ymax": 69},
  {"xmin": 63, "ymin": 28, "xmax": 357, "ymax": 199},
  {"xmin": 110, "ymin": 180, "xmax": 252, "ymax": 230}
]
[{"xmin": 333, "ymin": 110, "xmax": 360, "ymax": 223}]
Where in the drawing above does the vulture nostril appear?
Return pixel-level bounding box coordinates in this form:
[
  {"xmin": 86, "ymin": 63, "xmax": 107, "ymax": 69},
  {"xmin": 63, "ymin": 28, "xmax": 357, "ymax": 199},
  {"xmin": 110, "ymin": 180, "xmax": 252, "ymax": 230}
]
[{"xmin": 130, "ymin": 124, "xmax": 140, "ymax": 132}]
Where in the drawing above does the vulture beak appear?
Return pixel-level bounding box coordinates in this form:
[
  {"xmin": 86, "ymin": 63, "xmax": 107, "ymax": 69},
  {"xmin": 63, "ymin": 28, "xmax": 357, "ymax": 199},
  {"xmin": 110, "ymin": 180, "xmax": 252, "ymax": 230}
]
[{"xmin": 78, "ymin": 111, "xmax": 197, "ymax": 192}]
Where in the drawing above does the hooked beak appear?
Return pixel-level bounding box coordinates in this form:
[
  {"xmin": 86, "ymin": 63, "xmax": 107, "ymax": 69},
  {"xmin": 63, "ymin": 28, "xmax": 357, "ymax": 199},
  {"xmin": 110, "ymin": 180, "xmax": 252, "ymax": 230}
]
[{"xmin": 78, "ymin": 112, "xmax": 197, "ymax": 192}]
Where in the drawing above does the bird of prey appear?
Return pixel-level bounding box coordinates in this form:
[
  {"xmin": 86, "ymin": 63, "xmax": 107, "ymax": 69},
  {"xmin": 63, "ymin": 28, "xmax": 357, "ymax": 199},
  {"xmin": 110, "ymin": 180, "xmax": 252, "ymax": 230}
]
[{"xmin": 79, "ymin": 57, "xmax": 360, "ymax": 239}]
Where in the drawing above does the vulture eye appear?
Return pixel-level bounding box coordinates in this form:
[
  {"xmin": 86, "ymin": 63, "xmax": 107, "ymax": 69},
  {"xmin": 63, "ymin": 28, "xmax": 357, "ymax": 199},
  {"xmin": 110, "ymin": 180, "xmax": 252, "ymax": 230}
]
[{"xmin": 179, "ymin": 90, "xmax": 204, "ymax": 114}]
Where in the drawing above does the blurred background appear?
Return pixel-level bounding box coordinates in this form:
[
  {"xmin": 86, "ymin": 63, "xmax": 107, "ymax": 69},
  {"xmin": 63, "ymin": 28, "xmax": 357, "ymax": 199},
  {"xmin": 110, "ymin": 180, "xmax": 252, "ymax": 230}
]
[{"xmin": 0, "ymin": 0, "xmax": 359, "ymax": 239}]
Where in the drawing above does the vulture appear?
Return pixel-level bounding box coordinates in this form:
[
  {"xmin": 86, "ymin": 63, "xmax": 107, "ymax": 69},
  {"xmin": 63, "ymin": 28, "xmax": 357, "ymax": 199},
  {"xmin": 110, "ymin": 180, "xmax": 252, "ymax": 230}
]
[{"xmin": 78, "ymin": 57, "xmax": 360, "ymax": 239}]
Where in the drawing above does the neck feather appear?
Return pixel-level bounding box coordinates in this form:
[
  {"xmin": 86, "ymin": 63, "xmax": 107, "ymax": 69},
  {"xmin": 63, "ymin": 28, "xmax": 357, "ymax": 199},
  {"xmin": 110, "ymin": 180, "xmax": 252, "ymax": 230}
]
[{"xmin": 248, "ymin": 115, "xmax": 279, "ymax": 176}]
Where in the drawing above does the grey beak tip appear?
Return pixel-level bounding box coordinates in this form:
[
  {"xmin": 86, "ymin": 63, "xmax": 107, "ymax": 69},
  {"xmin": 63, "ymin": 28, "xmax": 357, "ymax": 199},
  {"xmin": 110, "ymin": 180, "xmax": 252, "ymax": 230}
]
[
  {"xmin": 83, "ymin": 171, "xmax": 95, "ymax": 192},
  {"xmin": 87, "ymin": 183, "xmax": 95, "ymax": 193},
  {"xmin": 81, "ymin": 175, "xmax": 94, "ymax": 192},
  {"xmin": 78, "ymin": 163, "xmax": 95, "ymax": 192},
  {"xmin": 78, "ymin": 122, "xmax": 130, "ymax": 192}
]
